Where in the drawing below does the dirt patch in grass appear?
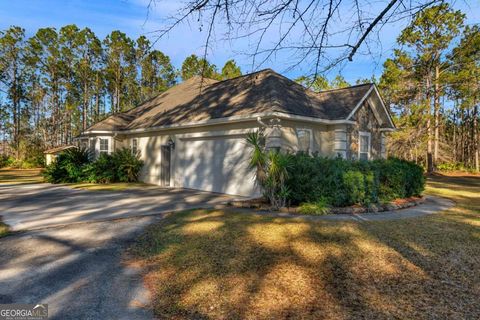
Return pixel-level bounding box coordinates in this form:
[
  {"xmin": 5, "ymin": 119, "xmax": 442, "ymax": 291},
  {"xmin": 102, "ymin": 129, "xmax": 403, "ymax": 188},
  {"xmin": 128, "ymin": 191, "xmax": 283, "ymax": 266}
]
[
  {"xmin": 129, "ymin": 175, "xmax": 480, "ymax": 319},
  {"xmin": 0, "ymin": 168, "xmax": 43, "ymax": 184}
]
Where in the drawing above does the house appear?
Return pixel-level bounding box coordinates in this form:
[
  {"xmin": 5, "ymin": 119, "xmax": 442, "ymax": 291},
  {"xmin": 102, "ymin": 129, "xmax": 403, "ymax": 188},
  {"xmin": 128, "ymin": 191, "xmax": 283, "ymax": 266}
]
[
  {"xmin": 77, "ymin": 69, "xmax": 395, "ymax": 196},
  {"xmin": 44, "ymin": 145, "xmax": 77, "ymax": 166}
]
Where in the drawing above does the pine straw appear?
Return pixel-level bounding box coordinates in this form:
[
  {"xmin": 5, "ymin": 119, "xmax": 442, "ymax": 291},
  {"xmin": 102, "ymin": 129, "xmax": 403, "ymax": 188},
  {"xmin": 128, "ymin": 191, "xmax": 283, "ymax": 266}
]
[{"xmin": 129, "ymin": 174, "xmax": 480, "ymax": 319}]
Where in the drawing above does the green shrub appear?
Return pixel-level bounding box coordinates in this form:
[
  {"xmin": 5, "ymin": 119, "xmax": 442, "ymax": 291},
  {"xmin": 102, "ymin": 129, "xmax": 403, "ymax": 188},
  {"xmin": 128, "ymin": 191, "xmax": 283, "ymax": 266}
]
[
  {"xmin": 0, "ymin": 155, "xmax": 15, "ymax": 168},
  {"xmin": 372, "ymin": 158, "xmax": 425, "ymax": 201},
  {"xmin": 111, "ymin": 148, "xmax": 144, "ymax": 182},
  {"xmin": 286, "ymin": 154, "xmax": 424, "ymax": 207},
  {"xmin": 298, "ymin": 198, "xmax": 330, "ymax": 215},
  {"xmin": 342, "ymin": 170, "xmax": 367, "ymax": 205},
  {"xmin": 43, "ymin": 148, "xmax": 90, "ymax": 183},
  {"xmin": 44, "ymin": 147, "xmax": 144, "ymax": 184},
  {"xmin": 82, "ymin": 153, "xmax": 116, "ymax": 183},
  {"xmin": 437, "ymin": 162, "xmax": 476, "ymax": 173}
]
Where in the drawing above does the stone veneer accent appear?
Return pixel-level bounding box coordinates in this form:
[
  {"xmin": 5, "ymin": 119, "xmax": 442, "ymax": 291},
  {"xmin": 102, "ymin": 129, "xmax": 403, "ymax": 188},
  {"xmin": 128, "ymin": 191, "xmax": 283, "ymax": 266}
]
[{"xmin": 347, "ymin": 102, "xmax": 384, "ymax": 160}]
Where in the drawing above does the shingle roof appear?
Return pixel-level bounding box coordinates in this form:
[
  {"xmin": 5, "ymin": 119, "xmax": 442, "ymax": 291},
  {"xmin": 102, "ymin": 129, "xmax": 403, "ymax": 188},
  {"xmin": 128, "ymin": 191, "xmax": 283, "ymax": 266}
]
[
  {"xmin": 44, "ymin": 145, "xmax": 77, "ymax": 154},
  {"xmin": 86, "ymin": 69, "xmax": 376, "ymax": 132}
]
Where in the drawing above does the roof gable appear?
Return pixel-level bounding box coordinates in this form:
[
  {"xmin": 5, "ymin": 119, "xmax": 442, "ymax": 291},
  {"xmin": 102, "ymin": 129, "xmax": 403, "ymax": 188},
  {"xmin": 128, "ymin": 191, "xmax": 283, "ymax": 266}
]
[{"xmin": 346, "ymin": 84, "xmax": 395, "ymax": 129}]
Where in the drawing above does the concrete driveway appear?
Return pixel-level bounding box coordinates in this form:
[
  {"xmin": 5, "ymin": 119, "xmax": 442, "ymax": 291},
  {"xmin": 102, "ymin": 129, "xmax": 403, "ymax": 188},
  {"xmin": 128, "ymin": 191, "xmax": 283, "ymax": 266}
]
[
  {"xmin": 0, "ymin": 183, "xmax": 239, "ymax": 231},
  {"xmin": 0, "ymin": 183, "xmax": 240, "ymax": 319}
]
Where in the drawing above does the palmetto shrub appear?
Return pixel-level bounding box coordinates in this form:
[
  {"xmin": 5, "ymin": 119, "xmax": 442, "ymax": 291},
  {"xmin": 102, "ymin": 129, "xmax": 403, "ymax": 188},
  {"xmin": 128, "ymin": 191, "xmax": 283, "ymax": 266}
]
[
  {"xmin": 111, "ymin": 148, "xmax": 143, "ymax": 182},
  {"xmin": 43, "ymin": 148, "xmax": 90, "ymax": 183},
  {"xmin": 246, "ymin": 131, "xmax": 292, "ymax": 209},
  {"xmin": 44, "ymin": 147, "xmax": 143, "ymax": 184}
]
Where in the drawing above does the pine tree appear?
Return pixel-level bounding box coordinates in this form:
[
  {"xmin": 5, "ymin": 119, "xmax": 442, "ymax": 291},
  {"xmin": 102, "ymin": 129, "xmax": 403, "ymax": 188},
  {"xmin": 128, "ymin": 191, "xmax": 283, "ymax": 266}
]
[{"xmin": 221, "ymin": 60, "xmax": 242, "ymax": 80}]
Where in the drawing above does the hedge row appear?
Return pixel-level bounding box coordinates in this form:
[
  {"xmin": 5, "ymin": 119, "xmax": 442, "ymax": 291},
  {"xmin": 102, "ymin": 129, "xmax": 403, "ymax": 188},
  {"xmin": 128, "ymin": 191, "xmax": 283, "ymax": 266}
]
[
  {"xmin": 43, "ymin": 148, "xmax": 143, "ymax": 184},
  {"xmin": 286, "ymin": 155, "xmax": 425, "ymax": 207}
]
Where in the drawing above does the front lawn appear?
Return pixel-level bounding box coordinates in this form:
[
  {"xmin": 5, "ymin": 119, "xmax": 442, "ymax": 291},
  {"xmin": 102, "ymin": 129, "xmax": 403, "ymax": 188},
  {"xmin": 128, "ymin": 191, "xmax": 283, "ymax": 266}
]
[
  {"xmin": 0, "ymin": 168, "xmax": 43, "ymax": 184},
  {"xmin": 130, "ymin": 173, "xmax": 480, "ymax": 319},
  {"xmin": 65, "ymin": 182, "xmax": 153, "ymax": 191},
  {"xmin": 0, "ymin": 218, "xmax": 9, "ymax": 238}
]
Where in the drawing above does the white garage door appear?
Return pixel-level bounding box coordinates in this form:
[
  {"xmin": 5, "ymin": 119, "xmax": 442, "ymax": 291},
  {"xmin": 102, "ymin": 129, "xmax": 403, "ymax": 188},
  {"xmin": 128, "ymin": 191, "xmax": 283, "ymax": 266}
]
[{"xmin": 176, "ymin": 135, "xmax": 258, "ymax": 196}]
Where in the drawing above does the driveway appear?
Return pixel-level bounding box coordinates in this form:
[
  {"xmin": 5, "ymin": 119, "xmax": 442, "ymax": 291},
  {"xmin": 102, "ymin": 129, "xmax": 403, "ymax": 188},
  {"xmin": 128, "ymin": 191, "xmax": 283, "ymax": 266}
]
[
  {"xmin": 0, "ymin": 183, "xmax": 239, "ymax": 231},
  {"xmin": 0, "ymin": 216, "xmax": 159, "ymax": 319},
  {"xmin": 0, "ymin": 183, "xmax": 241, "ymax": 319}
]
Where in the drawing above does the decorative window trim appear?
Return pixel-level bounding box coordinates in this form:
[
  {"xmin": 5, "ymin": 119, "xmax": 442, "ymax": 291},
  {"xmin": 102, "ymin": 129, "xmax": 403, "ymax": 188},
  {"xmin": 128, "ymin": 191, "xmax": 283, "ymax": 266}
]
[
  {"xmin": 296, "ymin": 128, "xmax": 313, "ymax": 153},
  {"xmin": 358, "ymin": 131, "xmax": 371, "ymax": 160},
  {"xmin": 99, "ymin": 138, "xmax": 109, "ymax": 155},
  {"xmin": 131, "ymin": 138, "xmax": 138, "ymax": 154}
]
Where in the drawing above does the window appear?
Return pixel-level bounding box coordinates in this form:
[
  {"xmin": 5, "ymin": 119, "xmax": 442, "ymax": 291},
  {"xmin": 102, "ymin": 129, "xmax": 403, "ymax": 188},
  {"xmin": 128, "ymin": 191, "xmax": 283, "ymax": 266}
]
[
  {"xmin": 358, "ymin": 132, "xmax": 370, "ymax": 160},
  {"xmin": 296, "ymin": 129, "xmax": 312, "ymax": 153},
  {"xmin": 89, "ymin": 139, "xmax": 96, "ymax": 157},
  {"xmin": 132, "ymin": 138, "xmax": 138, "ymax": 154},
  {"xmin": 99, "ymin": 138, "xmax": 109, "ymax": 154},
  {"xmin": 80, "ymin": 139, "xmax": 88, "ymax": 149}
]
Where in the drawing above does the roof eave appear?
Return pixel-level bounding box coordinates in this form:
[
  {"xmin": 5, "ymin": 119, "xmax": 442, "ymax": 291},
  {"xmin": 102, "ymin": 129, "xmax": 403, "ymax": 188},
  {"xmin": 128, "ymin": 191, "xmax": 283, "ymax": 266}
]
[{"xmin": 78, "ymin": 112, "xmax": 356, "ymax": 136}]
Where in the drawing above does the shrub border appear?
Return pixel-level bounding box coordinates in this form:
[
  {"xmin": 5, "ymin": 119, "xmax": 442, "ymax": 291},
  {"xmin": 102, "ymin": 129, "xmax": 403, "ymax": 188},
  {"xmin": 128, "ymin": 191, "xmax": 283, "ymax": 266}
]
[{"xmin": 228, "ymin": 196, "xmax": 425, "ymax": 215}]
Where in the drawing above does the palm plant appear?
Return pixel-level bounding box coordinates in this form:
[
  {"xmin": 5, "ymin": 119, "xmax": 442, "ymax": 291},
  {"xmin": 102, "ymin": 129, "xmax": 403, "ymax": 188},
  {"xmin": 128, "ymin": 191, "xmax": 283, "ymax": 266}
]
[{"xmin": 246, "ymin": 130, "xmax": 291, "ymax": 209}]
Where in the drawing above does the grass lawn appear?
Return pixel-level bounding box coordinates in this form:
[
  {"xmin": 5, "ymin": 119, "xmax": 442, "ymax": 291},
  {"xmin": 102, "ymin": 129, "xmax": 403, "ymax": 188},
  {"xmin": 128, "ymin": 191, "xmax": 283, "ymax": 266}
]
[
  {"xmin": 0, "ymin": 219, "xmax": 9, "ymax": 238},
  {"xmin": 65, "ymin": 182, "xmax": 153, "ymax": 191},
  {"xmin": 0, "ymin": 168, "xmax": 152, "ymax": 191},
  {"xmin": 130, "ymin": 173, "xmax": 480, "ymax": 319},
  {"xmin": 0, "ymin": 168, "xmax": 43, "ymax": 184}
]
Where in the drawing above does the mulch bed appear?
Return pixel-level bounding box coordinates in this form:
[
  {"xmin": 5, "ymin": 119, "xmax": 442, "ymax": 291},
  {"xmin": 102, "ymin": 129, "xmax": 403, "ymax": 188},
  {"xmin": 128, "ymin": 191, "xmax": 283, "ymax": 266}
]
[{"xmin": 227, "ymin": 196, "xmax": 425, "ymax": 215}]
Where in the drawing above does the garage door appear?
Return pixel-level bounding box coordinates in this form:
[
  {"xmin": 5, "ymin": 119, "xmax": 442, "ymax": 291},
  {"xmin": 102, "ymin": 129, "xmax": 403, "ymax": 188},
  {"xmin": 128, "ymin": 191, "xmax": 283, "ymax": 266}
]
[{"xmin": 176, "ymin": 135, "xmax": 258, "ymax": 196}]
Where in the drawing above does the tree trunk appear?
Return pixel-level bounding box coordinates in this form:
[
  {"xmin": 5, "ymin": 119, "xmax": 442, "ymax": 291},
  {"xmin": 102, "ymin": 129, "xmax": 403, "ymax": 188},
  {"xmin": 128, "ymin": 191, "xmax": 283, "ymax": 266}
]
[
  {"xmin": 433, "ymin": 65, "xmax": 440, "ymax": 167},
  {"xmin": 453, "ymin": 102, "xmax": 458, "ymax": 163},
  {"xmin": 95, "ymin": 73, "xmax": 100, "ymax": 122},
  {"xmin": 426, "ymin": 77, "xmax": 433, "ymax": 173},
  {"xmin": 474, "ymin": 105, "xmax": 479, "ymax": 172},
  {"xmin": 83, "ymin": 81, "xmax": 88, "ymax": 131}
]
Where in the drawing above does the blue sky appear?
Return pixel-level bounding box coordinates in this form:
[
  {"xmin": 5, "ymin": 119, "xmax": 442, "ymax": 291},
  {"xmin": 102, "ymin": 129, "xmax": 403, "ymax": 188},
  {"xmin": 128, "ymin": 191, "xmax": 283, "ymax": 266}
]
[{"xmin": 0, "ymin": 0, "xmax": 479, "ymax": 83}]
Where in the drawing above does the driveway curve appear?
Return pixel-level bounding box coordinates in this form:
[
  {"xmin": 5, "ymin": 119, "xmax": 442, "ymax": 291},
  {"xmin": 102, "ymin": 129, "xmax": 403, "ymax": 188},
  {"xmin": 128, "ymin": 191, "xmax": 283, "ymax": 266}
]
[{"xmin": 0, "ymin": 183, "xmax": 239, "ymax": 231}]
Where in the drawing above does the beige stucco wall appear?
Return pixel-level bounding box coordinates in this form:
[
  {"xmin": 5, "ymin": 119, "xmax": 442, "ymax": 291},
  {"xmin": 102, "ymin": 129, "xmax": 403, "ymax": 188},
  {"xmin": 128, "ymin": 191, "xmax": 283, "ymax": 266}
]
[
  {"xmin": 279, "ymin": 119, "xmax": 336, "ymax": 157},
  {"xmin": 45, "ymin": 154, "xmax": 56, "ymax": 166},
  {"xmin": 117, "ymin": 121, "xmax": 262, "ymax": 194},
  {"xmin": 83, "ymin": 112, "xmax": 387, "ymax": 196}
]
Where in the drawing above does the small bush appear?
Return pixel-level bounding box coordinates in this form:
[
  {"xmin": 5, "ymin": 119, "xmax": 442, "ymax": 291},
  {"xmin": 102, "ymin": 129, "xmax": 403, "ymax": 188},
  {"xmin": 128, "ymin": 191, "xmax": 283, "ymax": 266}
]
[
  {"xmin": 298, "ymin": 198, "xmax": 330, "ymax": 215},
  {"xmin": 437, "ymin": 162, "xmax": 476, "ymax": 173},
  {"xmin": 0, "ymin": 155, "xmax": 15, "ymax": 168}
]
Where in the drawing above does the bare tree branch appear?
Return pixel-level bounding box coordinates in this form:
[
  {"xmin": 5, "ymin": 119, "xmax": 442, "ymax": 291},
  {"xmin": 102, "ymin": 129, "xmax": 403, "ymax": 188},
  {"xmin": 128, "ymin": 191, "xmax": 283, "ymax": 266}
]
[
  {"xmin": 348, "ymin": 0, "xmax": 399, "ymax": 61},
  {"xmin": 146, "ymin": 0, "xmax": 442, "ymax": 74}
]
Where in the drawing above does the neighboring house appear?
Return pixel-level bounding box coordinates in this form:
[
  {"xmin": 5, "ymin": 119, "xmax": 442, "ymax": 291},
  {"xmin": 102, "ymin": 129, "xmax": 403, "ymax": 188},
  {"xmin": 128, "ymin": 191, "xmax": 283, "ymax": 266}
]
[
  {"xmin": 77, "ymin": 69, "xmax": 395, "ymax": 196},
  {"xmin": 44, "ymin": 145, "xmax": 77, "ymax": 166}
]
